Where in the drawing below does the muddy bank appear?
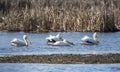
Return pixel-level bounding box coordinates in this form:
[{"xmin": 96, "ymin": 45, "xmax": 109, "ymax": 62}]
[{"xmin": 0, "ymin": 54, "xmax": 120, "ymax": 64}]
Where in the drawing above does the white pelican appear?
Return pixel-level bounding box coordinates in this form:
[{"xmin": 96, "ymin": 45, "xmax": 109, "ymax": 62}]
[
  {"xmin": 80, "ymin": 32, "xmax": 99, "ymax": 45},
  {"xmin": 47, "ymin": 39, "xmax": 74, "ymax": 46},
  {"xmin": 11, "ymin": 35, "xmax": 32, "ymax": 47}
]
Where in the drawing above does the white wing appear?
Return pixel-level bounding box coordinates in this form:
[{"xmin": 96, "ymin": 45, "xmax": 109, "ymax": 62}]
[
  {"xmin": 81, "ymin": 35, "xmax": 92, "ymax": 41},
  {"xmin": 46, "ymin": 35, "xmax": 56, "ymax": 40},
  {"xmin": 46, "ymin": 34, "xmax": 62, "ymax": 41},
  {"xmin": 56, "ymin": 33, "xmax": 61, "ymax": 38},
  {"xmin": 11, "ymin": 38, "xmax": 25, "ymax": 46}
]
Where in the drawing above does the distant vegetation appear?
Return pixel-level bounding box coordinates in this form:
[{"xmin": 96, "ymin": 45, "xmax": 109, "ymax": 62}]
[{"xmin": 0, "ymin": 0, "xmax": 120, "ymax": 32}]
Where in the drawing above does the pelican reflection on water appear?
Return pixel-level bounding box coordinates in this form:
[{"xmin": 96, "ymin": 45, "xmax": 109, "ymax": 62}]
[{"xmin": 11, "ymin": 35, "xmax": 32, "ymax": 47}]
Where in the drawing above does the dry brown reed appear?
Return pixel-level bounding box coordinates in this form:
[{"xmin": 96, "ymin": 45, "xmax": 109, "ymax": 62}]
[{"xmin": 0, "ymin": 0, "xmax": 120, "ymax": 32}]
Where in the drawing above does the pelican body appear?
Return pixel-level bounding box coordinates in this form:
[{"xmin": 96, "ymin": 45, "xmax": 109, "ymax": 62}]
[
  {"xmin": 11, "ymin": 35, "xmax": 32, "ymax": 47},
  {"xmin": 80, "ymin": 32, "xmax": 99, "ymax": 45}
]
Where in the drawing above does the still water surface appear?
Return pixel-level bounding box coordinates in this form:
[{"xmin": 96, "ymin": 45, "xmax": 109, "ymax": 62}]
[
  {"xmin": 0, "ymin": 32, "xmax": 120, "ymax": 55},
  {"xmin": 0, "ymin": 32, "xmax": 120, "ymax": 72},
  {"xmin": 0, "ymin": 63, "xmax": 120, "ymax": 72}
]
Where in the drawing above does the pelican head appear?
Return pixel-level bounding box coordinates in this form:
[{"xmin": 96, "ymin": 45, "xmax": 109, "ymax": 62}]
[
  {"xmin": 56, "ymin": 33, "xmax": 63, "ymax": 41},
  {"xmin": 93, "ymin": 32, "xmax": 99, "ymax": 43},
  {"xmin": 23, "ymin": 35, "xmax": 32, "ymax": 46}
]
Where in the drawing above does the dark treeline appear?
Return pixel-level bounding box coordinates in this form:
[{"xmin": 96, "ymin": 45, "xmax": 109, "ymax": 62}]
[{"xmin": 0, "ymin": 0, "xmax": 120, "ymax": 32}]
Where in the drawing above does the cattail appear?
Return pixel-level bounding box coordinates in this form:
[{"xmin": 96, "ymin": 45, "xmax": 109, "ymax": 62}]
[{"xmin": 0, "ymin": 0, "xmax": 119, "ymax": 32}]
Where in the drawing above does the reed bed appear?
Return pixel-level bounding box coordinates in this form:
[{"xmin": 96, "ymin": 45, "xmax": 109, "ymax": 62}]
[{"xmin": 0, "ymin": 0, "xmax": 120, "ymax": 32}]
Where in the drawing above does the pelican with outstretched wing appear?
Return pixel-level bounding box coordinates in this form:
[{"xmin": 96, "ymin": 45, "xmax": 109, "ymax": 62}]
[
  {"xmin": 46, "ymin": 33, "xmax": 63, "ymax": 44},
  {"xmin": 11, "ymin": 35, "xmax": 32, "ymax": 47},
  {"xmin": 80, "ymin": 32, "xmax": 99, "ymax": 45},
  {"xmin": 46, "ymin": 33, "xmax": 74, "ymax": 46},
  {"xmin": 48, "ymin": 39, "xmax": 74, "ymax": 46}
]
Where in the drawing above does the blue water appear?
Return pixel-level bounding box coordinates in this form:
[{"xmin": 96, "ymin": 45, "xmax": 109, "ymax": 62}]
[
  {"xmin": 0, "ymin": 63, "xmax": 120, "ymax": 72},
  {"xmin": 0, "ymin": 32, "xmax": 120, "ymax": 55},
  {"xmin": 0, "ymin": 32, "xmax": 120, "ymax": 72}
]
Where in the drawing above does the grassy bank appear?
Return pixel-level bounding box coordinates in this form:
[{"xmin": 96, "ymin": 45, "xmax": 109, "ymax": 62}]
[{"xmin": 0, "ymin": 0, "xmax": 120, "ymax": 32}]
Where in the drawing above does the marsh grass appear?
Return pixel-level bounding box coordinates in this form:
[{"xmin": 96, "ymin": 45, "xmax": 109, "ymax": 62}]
[{"xmin": 0, "ymin": 0, "xmax": 120, "ymax": 32}]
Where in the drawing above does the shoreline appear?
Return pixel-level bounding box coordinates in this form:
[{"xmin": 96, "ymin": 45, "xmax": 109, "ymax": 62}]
[{"xmin": 0, "ymin": 54, "xmax": 120, "ymax": 64}]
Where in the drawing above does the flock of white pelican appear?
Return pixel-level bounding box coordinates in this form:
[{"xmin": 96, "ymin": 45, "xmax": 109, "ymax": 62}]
[{"xmin": 10, "ymin": 32, "xmax": 99, "ymax": 47}]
